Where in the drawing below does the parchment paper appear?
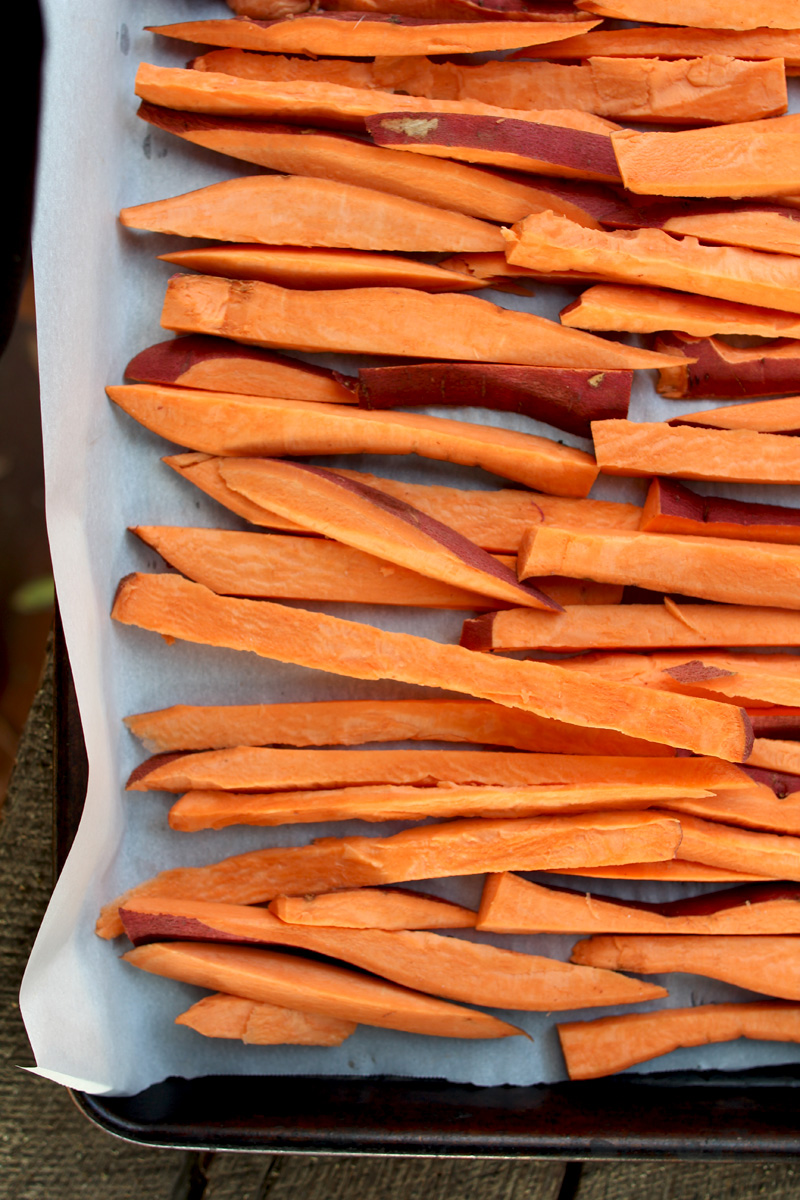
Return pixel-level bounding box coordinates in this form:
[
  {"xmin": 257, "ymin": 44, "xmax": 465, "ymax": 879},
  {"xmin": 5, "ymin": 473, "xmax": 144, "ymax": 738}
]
[{"xmin": 19, "ymin": 0, "xmax": 800, "ymax": 1095}]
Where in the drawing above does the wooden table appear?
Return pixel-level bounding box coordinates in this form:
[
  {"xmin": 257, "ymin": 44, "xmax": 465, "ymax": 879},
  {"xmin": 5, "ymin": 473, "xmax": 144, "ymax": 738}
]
[{"xmin": 4, "ymin": 647, "xmax": 800, "ymax": 1197}]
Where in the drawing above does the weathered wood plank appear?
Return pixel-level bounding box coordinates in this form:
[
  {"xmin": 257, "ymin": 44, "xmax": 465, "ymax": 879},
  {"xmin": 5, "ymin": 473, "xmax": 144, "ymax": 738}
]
[{"xmin": 575, "ymin": 1162, "xmax": 800, "ymax": 1200}]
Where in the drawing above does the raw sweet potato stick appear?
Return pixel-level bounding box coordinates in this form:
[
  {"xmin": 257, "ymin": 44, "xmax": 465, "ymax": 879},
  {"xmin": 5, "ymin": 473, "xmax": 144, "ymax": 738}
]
[
  {"xmin": 175, "ymin": 992, "xmax": 357, "ymax": 1045},
  {"xmin": 560, "ymin": 286, "xmax": 800, "ymax": 339},
  {"xmin": 270, "ymin": 887, "xmax": 478, "ymax": 930},
  {"xmin": 640, "ymin": 478, "xmax": 800, "ymax": 545},
  {"xmin": 511, "ymin": 28, "xmax": 800, "ymax": 72}
]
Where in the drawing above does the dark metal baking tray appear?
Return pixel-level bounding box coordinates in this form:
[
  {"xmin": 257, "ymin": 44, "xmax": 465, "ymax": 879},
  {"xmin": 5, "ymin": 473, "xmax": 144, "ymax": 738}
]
[{"xmin": 53, "ymin": 619, "xmax": 800, "ymax": 1158}]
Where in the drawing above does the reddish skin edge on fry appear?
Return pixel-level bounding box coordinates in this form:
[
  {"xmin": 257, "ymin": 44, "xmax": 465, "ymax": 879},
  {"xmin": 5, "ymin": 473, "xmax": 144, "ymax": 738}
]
[
  {"xmin": 118, "ymin": 897, "xmax": 667, "ymax": 1011},
  {"xmin": 750, "ymin": 709, "xmax": 800, "ymax": 739},
  {"xmin": 123, "ymin": 941, "xmax": 524, "ymax": 1039},
  {"xmin": 366, "ymin": 113, "xmax": 622, "ymax": 184},
  {"xmin": 558, "ymin": 1002, "xmax": 800, "ymax": 1081},
  {"xmin": 738, "ymin": 764, "xmax": 800, "ymax": 799},
  {"xmin": 655, "ymin": 332, "xmax": 800, "ymax": 401},
  {"xmin": 218, "ymin": 457, "xmax": 562, "ymax": 611},
  {"xmin": 356, "ymin": 363, "xmax": 631, "ymax": 440},
  {"xmin": 477, "ymin": 874, "xmax": 800, "ymax": 935},
  {"xmin": 669, "ymin": 397, "xmax": 800, "ymax": 436},
  {"xmin": 640, "ymin": 478, "xmax": 800, "ymax": 545},
  {"xmin": 125, "ymin": 335, "xmax": 356, "ymax": 404}
]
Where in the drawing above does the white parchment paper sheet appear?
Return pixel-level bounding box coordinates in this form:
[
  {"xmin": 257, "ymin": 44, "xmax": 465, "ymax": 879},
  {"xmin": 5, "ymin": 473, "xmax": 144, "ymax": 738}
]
[{"xmin": 19, "ymin": 0, "xmax": 800, "ymax": 1095}]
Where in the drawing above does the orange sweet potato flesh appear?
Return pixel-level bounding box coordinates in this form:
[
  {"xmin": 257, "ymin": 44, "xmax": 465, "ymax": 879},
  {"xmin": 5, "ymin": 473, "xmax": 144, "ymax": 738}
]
[
  {"xmin": 110, "ymin": 573, "xmax": 753, "ymax": 761},
  {"xmin": 133, "ymin": 524, "xmax": 530, "ymax": 610},
  {"xmin": 592, "ymin": 421, "xmax": 800, "ymax": 486},
  {"xmin": 166, "ymin": 782, "xmax": 712, "ymax": 831},
  {"xmin": 123, "ymin": 941, "xmax": 521, "ymax": 1038},
  {"xmin": 672, "ymin": 813, "xmax": 800, "ymax": 881},
  {"xmin": 571, "ymin": 932, "xmax": 800, "ymax": 1000},
  {"xmin": 654, "ymin": 333, "xmax": 800, "ymax": 403},
  {"xmin": 137, "ymin": 103, "xmax": 613, "ymax": 227},
  {"xmin": 640, "ymin": 478, "xmax": 800, "ymax": 546},
  {"xmin": 127, "ymin": 746, "xmax": 740, "ymax": 794},
  {"xmin": 100, "ymin": 810, "xmax": 682, "ymax": 939},
  {"xmin": 148, "ymin": 15, "xmax": 601, "ymax": 56},
  {"xmin": 270, "ymin": 887, "xmax": 478, "ymax": 930},
  {"xmin": 159, "ymin": 245, "xmax": 483, "ymax": 292},
  {"xmin": 504, "ymin": 211, "xmax": 800, "ymax": 313},
  {"xmin": 558, "ymin": 1002, "xmax": 800, "ymax": 1081},
  {"xmin": 554, "ymin": 861, "xmax": 771, "ymax": 882},
  {"xmin": 612, "ymin": 116, "xmax": 800, "ymax": 199},
  {"xmin": 317, "ymin": 0, "xmax": 586, "ymax": 19},
  {"xmin": 157, "ymin": 274, "xmax": 678, "ymax": 372},
  {"xmin": 479, "ymin": 875, "xmax": 800, "ymax": 936},
  {"xmin": 216, "ymin": 459, "xmax": 560, "ymax": 611},
  {"xmin": 670, "ymin": 397, "xmax": 800, "ymax": 436},
  {"xmin": 576, "ymin": 0, "xmax": 800, "ymax": 29},
  {"xmin": 112, "ymin": 385, "xmax": 598, "ymax": 498},
  {"xmin": 748, "ymin": 739, "xmax": 800, "ymax": 776},
  {"xmin": 176, "ymin": 991, "xmax": 357, "ymax": 1044},
  {"xmin": 165, "ymin": 453, "xmax": 642, "ymax": 551},
  {"xmin": 512, "ymin": 28, "xmax": 800, "ymax": 72},
  {"xmin": 560, "ymin": 286, "xmax": 800, "ymax": 339},
  {"xmin": 134, "ymin": 64, "xmax": 613, "ymax": 134},
  {"xmin": 193, "ymin": 50, "xmax": 787, "ymax": 126},
  {"xmin": 120, "ymin": 176, "xmax": 505, "ymax": 253},
  {"xmin": 121, "ymin": 896, "xmax": 665, "ymax": 1011},
  {"xmin": 124, "ymin": 697, "xmax": 671, "ymax": 758},
  {"xmin": 518, "ymin": 527, "xmax": 800, "ymax": 610},
  {"xmin": 126, "ymin": 336, "xmax": 355, "ymax": 404},
  {"xmin": 462, "ymin": 603, "xmax": 800, "ymax": 654}
]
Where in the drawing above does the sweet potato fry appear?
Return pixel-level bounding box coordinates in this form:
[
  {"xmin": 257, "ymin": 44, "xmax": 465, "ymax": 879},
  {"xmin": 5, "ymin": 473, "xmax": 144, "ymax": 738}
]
[
  {"xmin": 640, "ymin": 478, "xmax": 800, "ymax": 546},
  {"xmin": 270, "ymin": 887, "xmax": 477, "ymax": 930},
  {"xmin": 99, "ymin": 810, "xmax": 684, "ymax": 939},
  {"xmin": 654, "ymin": 333, "xmax": 800, "ymax": 401},
  {"xmin": 669, "ymin": 397, "xmax": 800, "ymax": 436},
  {"xmin": 511, "ymin": 27, "xmax": 800, "ymax": 71},
  {"xmin": 110, "ymin": 573, "xmax": 753, "ymax": 761},
  {"xmin": 560, "ymin": 286, "xmax": 800, "ymax": 339},
  {"xmin": 574, "ymin": 0, "xmax": 800, "ymax": 29},
  {"xmin": 176, "ymin": 992, "xmax": 356, "ymax": 1044},
  {"xmin": 120, "ymin": 897, "xmax": 665, "ymax": 1011}
]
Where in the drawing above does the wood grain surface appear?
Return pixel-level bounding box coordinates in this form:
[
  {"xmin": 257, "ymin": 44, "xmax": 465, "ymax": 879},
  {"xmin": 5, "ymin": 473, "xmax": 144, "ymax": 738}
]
[{"xmin": 4, "ymin": 646, "xmax": 800, "ymax": 1196}]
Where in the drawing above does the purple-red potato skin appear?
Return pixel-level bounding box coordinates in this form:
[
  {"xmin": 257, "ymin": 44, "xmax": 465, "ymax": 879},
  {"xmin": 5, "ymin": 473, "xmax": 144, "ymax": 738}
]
[
  {"xmin": 641, "ymin": 478, "xmax": 800, "ymax": 545},
  {"xmin": 750, "ymin": 709, "xmax": 800, "ymax": 739},
  {"xmin": 366, "ymin": 113, "xmax": 622, "ymax": 183},
  {"xmin": 656, "ymin": 332, "xmax": 800, "ymax": 400},
  {"xmin": 124, "ymin": 335, "xmax": 355, "ymax": 403},
  {"xmin": 739, "ymin": 765, "xmax": 800, "ymax": 799},
  {"xmin": 356, "ymin": 363, "xmax": 631, "ymax": 438}
]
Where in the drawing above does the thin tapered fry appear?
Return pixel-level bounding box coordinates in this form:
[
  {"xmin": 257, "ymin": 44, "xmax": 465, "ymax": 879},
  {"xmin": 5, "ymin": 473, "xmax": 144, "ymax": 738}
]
[
  {"xmin": 270, "ymin": 887, "xmax": 477, "ymax": 930},
  {"xmin": 560, "ymin": 285, "xmax": 800, "ymax": 338},
  {"xmin": 176, "ymin": 992, "xmax": 357, "ymax": 1044}
]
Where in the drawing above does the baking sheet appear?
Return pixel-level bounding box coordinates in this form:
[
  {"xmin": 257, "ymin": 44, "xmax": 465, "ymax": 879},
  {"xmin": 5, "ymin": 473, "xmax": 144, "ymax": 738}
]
[{"xmin": 19, "ymin": 0, "xmax": 800, "ymax": 1096}]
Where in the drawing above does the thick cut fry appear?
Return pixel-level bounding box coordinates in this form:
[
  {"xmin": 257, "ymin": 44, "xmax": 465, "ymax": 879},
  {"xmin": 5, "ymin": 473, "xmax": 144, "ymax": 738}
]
[
  {"xmin": 748, "ymin": 739, "xmax": 800, "ymax": 776},
  {"xmin": 123, "ymin": 941, "xmax": 521, "ymax": 1038},
  {"xmin": 655, "ymin": 333, "xmax": 800, "ymax": 401},
  {"xmin": 674, "ymin": 813, "xmax": 800, "ymax": 881},
  {"xmin": 592, "ymin": 421, "xmax": 800, "ymax": 486},
  {"xmin": 176, "ymin": 992, "xmax": 356, "ymax": 1044},
  {"xmin": 356, "ymin": 363, "xmax": 632, "ymax": 440},
  {"xmin": 127, "ymin": 746, "xmax": 741, "ymax": 794},
  {"xmin": 148, "ymin": 15, "xmax": 600, "ymax": 57},
  {"xmin": 132, "ymin": 525, "xmax": 525, "ymax": 609},
  {"xmin": 99, "ymin": 810, "xmax": 683, "ymax": 938},
  {"xmin": 121, "ymin": 897, "xmax": 665, "ymax": 1011},
  {"xmin": 165, "ymin": 453, "xmax": 642, "ymax": 551},
  {"xmin": 216, "ymin": 458, "xmax": 560, "ymax": 610},
  {"xmin": 670, "ymin": 397, "xmax": 800, "ymax": 436},
  {"xmin": 160, "ymin": 245, "xmax": 484, "ymax": 292},
  {"xmin": 518, "ymin": 527, "xmax": 800, "ymax": 609},
  {"xmin": 124, "ymin": 697, "xmax": 672, "ymax": 758},
  {"xmin": 640, "ymin": 478, "xmax": 800, "ymax": 546},
  {"xmin": 112, "ymin": 384, "xmax": 599, "ymax": 497},
  {"xmin": 166, "ymin": 781, "xmax": 712, "ymax": 830},
  {"xmin": 157, "ymin": 274, "xmax": 678, "ymax": 371},
  {"xmin": 511, "ymin": 27, "xmax": 800, "ymax": 71},
  {"xmin": 126, "ymin": 336, "xmax": 355, "ymax": 404},
  {"xmin": 571, "ymin": 933, "xmax": 800, "ymax": 1001},
  {"xmin": 504, "ymin": 211, "xmax": 800, "ymax": 314},
  {"xmin": 111, "ymin": 573, "xmax": 753, "ymax": 761},
  {"xmin": 137, "ymin": 103, "xmax": 616, "ymax": 227},
  {"xmin": 560, "ymin": 286, "xmax": 800, "ymax": 339},
  {"xmin": 462, "ymin": 603, "xmax": 800, "ymax": 653},
  {"xmin": 120, "ymin": 175, "xmax": 505, "ymax": 253},
  {"xmin": 574, "ymin": 0, "xmax": 800, "ymax": 29},
  {"xmin": 367, "ymin": 112, "xmax": 622, "ymax": 184},
  {"xmin": 478, "ymin": 875, "xmax": 800, "ymax": 936},
  {"xmin": 612, "ymin": 116, "xmax": 800, "ymax": 199},
  {"xmin": 270, "ymin": 887, "xmax": 477, "ymax": 930},
  {"xmin": 558, "ymin": 1003, "xmax": 800, "ymax": 1081},
  {"xmin": 194, "ymin": 50, "xmax": 787, "ymax": 126}
]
